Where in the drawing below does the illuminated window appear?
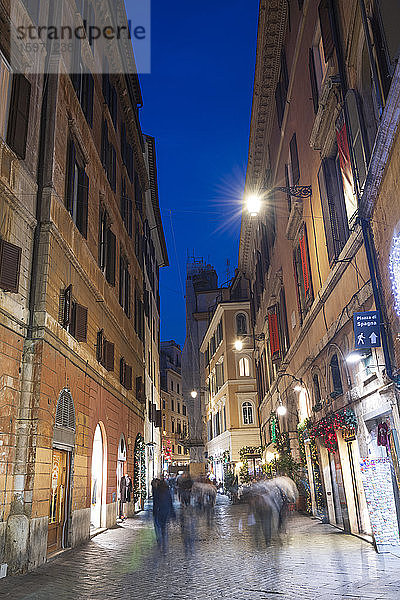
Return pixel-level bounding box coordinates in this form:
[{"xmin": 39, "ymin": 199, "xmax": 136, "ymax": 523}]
[
  {"xmin": 242, "ymin": 402, "xmax": 254, "ymax": 425},
  {"xmin": 239, "ymin": 357, "xmax": 250, "ymax": 377}
]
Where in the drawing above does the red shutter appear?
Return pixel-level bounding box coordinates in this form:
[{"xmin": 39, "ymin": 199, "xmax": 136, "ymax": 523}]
[
  {"xmin": 0, "ymin": 239, "xmax": 21, "ymax": 293},
  {"xmin": 74, "ymin": 304, "xmax": 88, "ymax": 342},
  {"xmin": 299, "ymin": 233, "xmax": 310, "ymax": 294},
  {"xmin": 268, "ymin": 310, "xmax": 280, "ymax": 360}
]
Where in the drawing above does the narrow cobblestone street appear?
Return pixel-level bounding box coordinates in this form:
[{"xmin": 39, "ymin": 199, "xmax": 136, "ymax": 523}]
[{"xmin": 2, "ymin": 497, "xmax": 400, "ymax": 600}]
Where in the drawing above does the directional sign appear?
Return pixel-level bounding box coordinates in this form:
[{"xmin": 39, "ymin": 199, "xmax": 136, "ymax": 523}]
[{"xmin": 353, "ymin": 311, "xmax": 381, "ymax": 349}]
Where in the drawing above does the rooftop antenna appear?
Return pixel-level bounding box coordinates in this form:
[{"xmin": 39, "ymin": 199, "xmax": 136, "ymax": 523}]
[{"xmin": 226, "ymin": 258, "xmax": 230, "ymax": 282}]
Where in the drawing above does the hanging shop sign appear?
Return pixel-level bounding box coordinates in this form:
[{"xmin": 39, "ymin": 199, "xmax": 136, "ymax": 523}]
[{"xmin": 353, "ymin": 311, "xmax": 381, "ymax": 349}]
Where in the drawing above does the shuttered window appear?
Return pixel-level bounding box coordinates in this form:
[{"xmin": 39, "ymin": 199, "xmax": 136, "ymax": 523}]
[
  {"xmin": 104, "ymin": 339, "xmax": 114, "ymax": 371},
  {"xmin": 0, "ymin": 52, "xmax": 11, "ymax": 140},
  {"xmin": 345, "ymin": 89, "xmax": 370, "ymax": 193},
  {"xmin": 373, "ymin": 0, "xmax": 400, "ymax": 85},
  {"xmin": 0, "ymin": 239, "xmax": 21, "ymax": 293},
  {"xmin": 101, "ymin": 119, "xmax": 117, "ymax": 191},
  {"xmin": 318, "ymin": 157, "xmax": 349, "ymax": 263},
  {"xmin": 293, "ymin": 225, "xmax": 313, "ymax": 321},
  {"xmin": 7, "ymin": 74, "xmax": 31, "ymax": 159},
  {"xmin": 55, "ymin": 389, "xmax": 75, "ymax": 430},
  {"xmin": 134, "ymin": 172, "xmax": 143, "ymax": 215},
  {"xmin": 136, "ymin": 376, "xmax": 144, "ymax": 402},
  {"xmin": 96, "ymin": 329, "xmax": 114, "ymax": 370},
  {"xmin": 309, "ymin": 47, "xmax": 319, "ymax": 114},
  {"xmin": 268, "ymin": 308, "xmax": 280, "ymax": 361},
  {"xmin": 289, "ymin": 133, "xmax": 300, "ymax": 185},
  {"xmin": 119, "ymin": 254, "xmax": 131, "ymax": 317},
  {"xmin": 65, "ymin": 137, "xmax": 89, "ymax": 238},
  {"xmin": 74, "ymin": 304, "xmax": 88, "ymax": 342},
  {"xmin": 318, "ymin": 0, "xmax": 334, "ymax": 62},
  {"xmin": 120, "ymin": 358, "xmax": 133, "ymax": 390},
  {"xmin": 105, "ymin": 228, "xmax": 116, "ymax": 285},
  {"xmin": 60, "ymin": 285, "xmax": 87, "ymax": 342}
]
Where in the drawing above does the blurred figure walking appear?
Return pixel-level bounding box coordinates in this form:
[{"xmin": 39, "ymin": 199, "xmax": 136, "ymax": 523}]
[
  {"xmin": 152, "ymin": 476, "xmax": 175, "ymax": 553},
  {"xmin": 177, "ymin": 471, "xmax": 193, "ymax": 506}
]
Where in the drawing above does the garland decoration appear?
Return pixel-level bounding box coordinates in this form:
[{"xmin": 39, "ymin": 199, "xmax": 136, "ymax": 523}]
[
  {"xmin": 239, "ymin": 446, "xmax": 263, "ymax": 483},
  {"xmin": 133, "ymin": 433, "xmax": 146, "ymax": 502},
  {"xmin": 310, "ymin": 408, "xmax": 357, "ymax": 453},
  {"xmin": 297, "ymin": 418, "xmax": 325, "ymax": 515}
]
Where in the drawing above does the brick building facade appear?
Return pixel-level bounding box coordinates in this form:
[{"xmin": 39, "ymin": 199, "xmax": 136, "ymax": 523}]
[{"xmin": 0, "ymin": 0, "xmax": 166, "ymax": 574}]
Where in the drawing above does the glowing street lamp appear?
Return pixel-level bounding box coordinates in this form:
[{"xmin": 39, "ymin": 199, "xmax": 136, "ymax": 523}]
[
  {"xmin": 246, "ymin": 194, "xmax": 262, "ymax": 216},
  {"xmin": 190, "ymin": 390, "xmax": 198, "ymax": 398},
  {"xmin": 277, "ymin": 403, "xmax": 287, "ymax": 417},
  {"xmin": 346, "ymin": 352, "xmax": 362, "ymax": 364},
  {"xmin": 234, "ymin": 339, "xmax": 243, "ymax": 351}
]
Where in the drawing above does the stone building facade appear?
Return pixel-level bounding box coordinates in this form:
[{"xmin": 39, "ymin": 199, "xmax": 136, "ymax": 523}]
[
  {"xmin": 160, "ymin": 340, "xmax": 190, "ymax": 473},
  {"xmin": 200, "ymin": 276, "xmax": 260, "ymax": 484},
  {"xmin": 239, "ymin": 0, "xmax": 400, "ymax": 550},
  {"xmin": 143, "ymin": 136, "xmax": 168, "ymax": 493},
  {"xmin": 0, "ymin": 0, "xmax": 165, "ymax": 574}
]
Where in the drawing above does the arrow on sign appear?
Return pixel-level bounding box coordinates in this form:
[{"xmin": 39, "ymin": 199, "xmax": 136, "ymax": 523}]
[{"xmin": 370, "ymin": 332, "xmax": 378, "ymax": 344}]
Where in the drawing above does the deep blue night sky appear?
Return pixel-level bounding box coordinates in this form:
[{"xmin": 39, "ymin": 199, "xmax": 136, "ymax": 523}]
[{"xmin": 126, "ymin": 1, "xmax": 259, "ymax": 346}]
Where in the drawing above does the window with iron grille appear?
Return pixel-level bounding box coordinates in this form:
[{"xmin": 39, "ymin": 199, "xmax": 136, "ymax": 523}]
[{"xmin": 55, "ymin": 389, "xmax": 76, "ymax": 430}]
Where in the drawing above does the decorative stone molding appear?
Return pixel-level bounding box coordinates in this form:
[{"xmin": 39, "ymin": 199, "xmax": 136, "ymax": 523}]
[{"xmin": 309, "ymin": 76, "xmax": 341, "ymax": 153}]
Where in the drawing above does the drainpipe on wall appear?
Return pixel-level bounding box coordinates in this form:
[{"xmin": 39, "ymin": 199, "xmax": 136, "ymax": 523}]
[
  {"xmin": 6, "ymin": 0, "xmax": 61, "ymax": 572},
  {"xmin": 329, "ymin": 0, "xmax": 399, "ymax": 387}
]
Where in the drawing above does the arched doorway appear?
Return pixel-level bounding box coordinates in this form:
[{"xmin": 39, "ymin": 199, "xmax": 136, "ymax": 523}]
[
  {"xmin": 116, "ymin": 434, "xmax": 127, "ymax": 519},
  {"xmin": 90, "ymin": 424, "xmax": 105, "ymax": 529},
  {"xmin": 133, "ymin": 434, "xmax": 146, "ymax": 508}
]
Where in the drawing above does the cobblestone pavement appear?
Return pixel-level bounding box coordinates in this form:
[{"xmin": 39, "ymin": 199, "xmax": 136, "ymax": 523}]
[{"xmin": 2, "ymin": 496, "xmax": 400, "ymax": 600}]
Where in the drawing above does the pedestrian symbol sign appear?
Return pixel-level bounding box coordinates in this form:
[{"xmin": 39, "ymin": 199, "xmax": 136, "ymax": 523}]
[{"xmin": 353, "ymin": 311, "xmax": 381, "ymax": 349}]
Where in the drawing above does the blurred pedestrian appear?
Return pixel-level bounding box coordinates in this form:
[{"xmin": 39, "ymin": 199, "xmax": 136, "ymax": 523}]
[
  {"xmin": 177, "ymin": 471, "xmax": 193, "ymax": 506},
  {"xmin": 152, "ymin": 476, "xmax": 175, "ymax": 552}
]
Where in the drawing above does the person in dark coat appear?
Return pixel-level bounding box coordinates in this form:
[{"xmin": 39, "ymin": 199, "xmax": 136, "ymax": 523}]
[
  {"xmin": 152, "ymin": 476, "xmax": 175, "ymax": 552},
  {"xmin": 119, "ymin": 474, "xmax": 133, "ymax": 520}
]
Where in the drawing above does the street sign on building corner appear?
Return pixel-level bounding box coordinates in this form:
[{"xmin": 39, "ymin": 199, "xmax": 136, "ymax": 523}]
[{"xmin": 353, "ymin": 311, "xmax": 381, "ymax": 349}]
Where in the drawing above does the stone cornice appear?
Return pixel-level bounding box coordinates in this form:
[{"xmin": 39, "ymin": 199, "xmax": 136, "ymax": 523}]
[{"xmin": 239, "ymin": 0, "xmax": 288, "ymax": 274}]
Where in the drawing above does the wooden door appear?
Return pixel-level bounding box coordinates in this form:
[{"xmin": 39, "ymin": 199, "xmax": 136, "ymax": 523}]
[{"xmin": 47, "ymin": 449, "xmax": 68, "ymax": 554}]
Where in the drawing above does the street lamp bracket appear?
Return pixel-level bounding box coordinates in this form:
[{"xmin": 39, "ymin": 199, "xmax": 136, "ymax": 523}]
[{"xmin": 273, "ymin": 185, "xmax": 312, "ymax": 199}]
